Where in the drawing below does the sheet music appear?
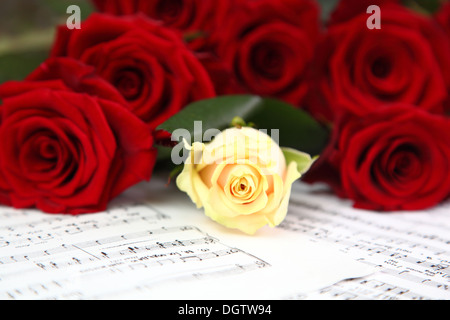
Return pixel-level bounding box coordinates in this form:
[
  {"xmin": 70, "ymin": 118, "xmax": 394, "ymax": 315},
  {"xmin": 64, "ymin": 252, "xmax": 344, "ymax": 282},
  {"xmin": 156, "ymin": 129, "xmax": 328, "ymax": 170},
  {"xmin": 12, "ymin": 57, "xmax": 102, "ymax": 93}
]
[
  {"xmin": 0, "ymin": 175, "xmax": 373, "ymax": 300},
  {"xmin": 283, "ymin": 183, "xmax": 450, "ymax": 300}
]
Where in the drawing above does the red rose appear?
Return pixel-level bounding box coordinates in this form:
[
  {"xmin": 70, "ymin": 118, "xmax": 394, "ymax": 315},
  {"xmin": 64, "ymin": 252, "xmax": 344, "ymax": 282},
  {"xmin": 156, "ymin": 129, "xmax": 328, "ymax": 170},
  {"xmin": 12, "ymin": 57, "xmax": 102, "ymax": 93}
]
[
  {"xmin": 435, "ymin": 1, "xmax": 450, "ymax": 37},
  {"xmin": 303, "ymin": 105, "xmax": 450, "ymax": 211},
  {"xmin": 50, "ymin": 13, "xmax": 215, "ymax": 128},
  {"xmin": 0, "ymin": 61, "xmax": 157, "ymax": 214},
  {"xmin": 201, "ymin": 0, "xmax": 320, "ymax": 107},
  {"xmin": 434, "ymin": 1, "xmax": 450, "ymax": 112},
  {"xmin": 308, "ymin": 4, "xmax": 450, "ymax": 123},
  {"xmin": 3, "ymin": 57, "xmax": 127, "ymax": 105},
  {"xmin": 91, "ymin": 0, "xmax": 232, "ymax": 52}
]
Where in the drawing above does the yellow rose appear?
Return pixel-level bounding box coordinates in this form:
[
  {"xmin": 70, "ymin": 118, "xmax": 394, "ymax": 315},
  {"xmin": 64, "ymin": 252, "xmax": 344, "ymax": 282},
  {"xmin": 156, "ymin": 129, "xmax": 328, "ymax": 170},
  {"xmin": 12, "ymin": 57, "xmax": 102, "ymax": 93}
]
[{"xmin": 176, "ymin": 126, "xmax": 315, "ymax": 234}]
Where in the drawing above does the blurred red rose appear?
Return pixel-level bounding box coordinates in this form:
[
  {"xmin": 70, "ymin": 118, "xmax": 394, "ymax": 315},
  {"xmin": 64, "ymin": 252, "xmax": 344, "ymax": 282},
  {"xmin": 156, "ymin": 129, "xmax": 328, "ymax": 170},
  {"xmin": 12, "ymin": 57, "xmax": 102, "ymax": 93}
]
[
  {"xmin": 307, "ymin": 4, "xmax": 450, "ymax": 123},
  {"xmin": 50, "ymin": 13, "xmax": 215, "ymax": 128},
  {"xmin": 90, "ymin": 0, "xmax": 232, "ymax": 52},
  {"xmin": 1, "ymin": 57, "xmax": 127, "ymax": 105},
  {"xmin": 434, "ymin": 1, "xmax": 450, "ymax": 112},
  {"xmin": 200, "ymin": 0, "xmax": 320, "ymax": 107},
  {"xmin": 303, "ymin": 105, "xmax": 450, "ymax": 211},
  {"xmin": 435, "ymin": 1, "xmax": 450, "ymax": 37},
  {"xmin": 0, "ymin": 60, "xmax": 157, "ymax": 214},
  {"xmin": 328, "ymin": 0, "xmax": 400, "ymax": 26}
]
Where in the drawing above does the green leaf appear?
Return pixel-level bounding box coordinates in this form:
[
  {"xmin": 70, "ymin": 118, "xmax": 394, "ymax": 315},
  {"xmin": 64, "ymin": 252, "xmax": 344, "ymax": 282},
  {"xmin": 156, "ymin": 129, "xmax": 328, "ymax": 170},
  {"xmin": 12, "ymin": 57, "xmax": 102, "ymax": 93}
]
[
  {"xmin": 0, "ymin": 0, "xmax": 95, "ymax": 82},
  {"xmin": 316, "ymin": 0, "xmax": 340, "ymax": 23},
  {"xmin": 41, "ymin": 0, "xmax": 94, "ymax": 20},
  {"xmin": 155, "ymin": 145, "xmax": 174, "ymax": 162},
  {"xmin": 282, "ymin": 147, "xmax": 318, "ymax": 175},
  {"xmin": 0, "ymin": 49, "xmax": 49, "ymax": 82},
  {"xmin": 157, "ymin": 95, "xmax": 329, "ymax": 156},
  {"xmin": 402, "ymin": 0, "xmax": 442, "ymax": 14}
]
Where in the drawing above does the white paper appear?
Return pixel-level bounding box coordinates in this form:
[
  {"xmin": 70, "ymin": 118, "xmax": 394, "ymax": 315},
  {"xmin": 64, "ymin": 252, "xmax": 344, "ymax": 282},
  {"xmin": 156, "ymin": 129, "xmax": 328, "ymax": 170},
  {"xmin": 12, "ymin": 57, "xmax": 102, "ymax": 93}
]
[
  {"xmin": 0, "ymin": 175, "xmax": 373, "ymax": 300},
  {"xmin": 282, "ymin": 182, "xmax": 450, "ymax": 300}
]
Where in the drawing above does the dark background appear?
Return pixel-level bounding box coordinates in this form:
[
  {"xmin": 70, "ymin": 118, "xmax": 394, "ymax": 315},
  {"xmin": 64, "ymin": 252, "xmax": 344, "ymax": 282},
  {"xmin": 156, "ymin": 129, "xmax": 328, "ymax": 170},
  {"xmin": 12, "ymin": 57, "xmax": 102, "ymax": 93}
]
[{"xmin": 0, "ymin": 0, "xmax": 93, "ymax": 83}]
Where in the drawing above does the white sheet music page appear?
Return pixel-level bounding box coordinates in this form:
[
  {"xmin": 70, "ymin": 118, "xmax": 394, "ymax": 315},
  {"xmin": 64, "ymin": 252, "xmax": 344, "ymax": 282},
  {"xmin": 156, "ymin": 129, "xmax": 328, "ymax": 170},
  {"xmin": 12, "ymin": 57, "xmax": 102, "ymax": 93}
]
[
  {"xmin": 283, "ymin": 182, "xmax": 450, "ymax": 300},
  {"xmin": 0, "ymin": 174, "xmax": 373, "ymax": 300}
]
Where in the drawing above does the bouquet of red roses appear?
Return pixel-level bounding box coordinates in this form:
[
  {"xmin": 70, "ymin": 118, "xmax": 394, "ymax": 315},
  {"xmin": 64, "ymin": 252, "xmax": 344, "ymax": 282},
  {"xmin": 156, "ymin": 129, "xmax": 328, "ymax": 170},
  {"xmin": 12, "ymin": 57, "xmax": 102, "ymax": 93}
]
[{"xmin": 0, "ymin": 0, "xmax": 449, "ymax": 234}]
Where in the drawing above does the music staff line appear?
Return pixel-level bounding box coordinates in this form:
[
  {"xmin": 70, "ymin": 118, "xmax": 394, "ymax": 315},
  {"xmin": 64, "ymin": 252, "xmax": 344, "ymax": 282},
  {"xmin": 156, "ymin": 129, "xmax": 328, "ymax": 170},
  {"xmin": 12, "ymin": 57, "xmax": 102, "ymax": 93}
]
[
  {"xmin": 0, "ymin": 222, "xmax": 273, "ymax": 294},
  {"xmin": 2, "ymin": 257, "xmax": 270, "ymax": 300},
  {"xmin": 0, "ymin": 202, "xmax": 168, "ymax": 229},
  {"xmin": 0, "ymin": 208, "xmax": 170, "ymax": 249},
  {"xmin": 284, "ymin": 202, "xmax": 450, "ymax": 258},
  {"xmin": 281, "ymin": 226, "xmax": 450, "ymax": 291},
  {"xmin": 288, "ymin": 198, "xmax": 450, "ymax": 249},
  {"xmin": 283, "ymin": 197, "xmax": 450, "ymax": 298},
  {"xmin": 294, "ymin": 277, "xmax": 431, "ymax": 300},
  {"xmin": 0, "ymin": 225, "xmax": 202, "ymax": 265}
]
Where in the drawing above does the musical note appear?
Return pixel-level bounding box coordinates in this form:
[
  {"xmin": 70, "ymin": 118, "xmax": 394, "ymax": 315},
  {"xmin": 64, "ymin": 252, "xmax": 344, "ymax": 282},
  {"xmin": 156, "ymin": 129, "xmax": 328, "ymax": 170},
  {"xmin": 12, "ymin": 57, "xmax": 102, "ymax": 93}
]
[
  {"xmin": 284, "ymin": 182, "xmax": 450, "ymax": 300},
  {"xmin": 0, "ymin": 202, "xmax": 273, "ymax": 300},
  {"xmin": 0, "ymin": 179, "xmax": 392, "ymax": 300}
]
